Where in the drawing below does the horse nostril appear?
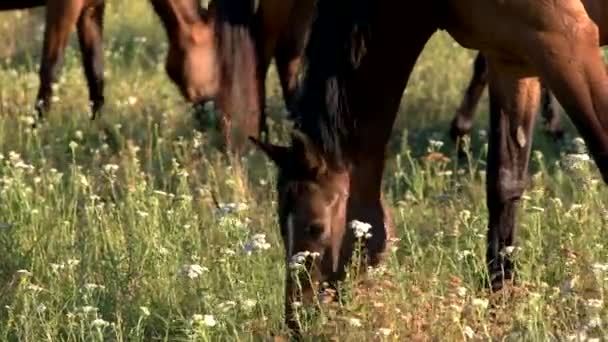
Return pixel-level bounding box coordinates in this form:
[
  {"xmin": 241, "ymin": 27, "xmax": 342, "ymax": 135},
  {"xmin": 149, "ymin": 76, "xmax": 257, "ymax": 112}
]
[{"xmin": 305, "ymin": 223, "xmax": 324, "ymax": 239}]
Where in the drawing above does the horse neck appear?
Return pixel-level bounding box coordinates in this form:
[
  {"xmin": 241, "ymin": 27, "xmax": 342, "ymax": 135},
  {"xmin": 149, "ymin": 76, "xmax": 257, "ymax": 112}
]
[{"xmin": 150, "ymin": 0, "xmax": 201, "ymax": 40}]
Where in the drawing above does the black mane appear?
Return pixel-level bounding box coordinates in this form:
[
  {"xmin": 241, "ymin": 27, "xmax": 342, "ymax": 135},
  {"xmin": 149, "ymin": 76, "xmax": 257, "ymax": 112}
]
[{"xmin": 293, "ymin": 0, "xmax": 371, "ymax": 167}]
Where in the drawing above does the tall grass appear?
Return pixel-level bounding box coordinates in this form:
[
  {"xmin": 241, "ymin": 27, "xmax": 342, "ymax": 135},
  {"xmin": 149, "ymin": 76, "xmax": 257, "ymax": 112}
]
[{"xmin": 0, "ymin": 3, "xmax": 607, "ymax": 341}]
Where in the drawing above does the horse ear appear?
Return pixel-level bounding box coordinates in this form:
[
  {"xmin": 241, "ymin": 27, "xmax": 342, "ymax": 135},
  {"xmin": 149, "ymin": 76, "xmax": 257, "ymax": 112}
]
[
  {"xmin": 292, "ymin": 130, "xmax": 327, "ymax": 177},
  {"xmin": 249, "ymin": 137, "xmax": 289, "ymax": 166}
]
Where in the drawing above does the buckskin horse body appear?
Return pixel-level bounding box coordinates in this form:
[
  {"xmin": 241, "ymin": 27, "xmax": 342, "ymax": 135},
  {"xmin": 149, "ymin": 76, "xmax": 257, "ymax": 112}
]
[
  {"xmin": 2, "ymin": 0, "xmax": 217, "ymax": 127},
  {"xmin": 250, "ymin": 0, "xmax": 608, "ymax": 333},
  {"xmin": 452, "ymin": 0, "xmax": 608, "ymax": 144}
]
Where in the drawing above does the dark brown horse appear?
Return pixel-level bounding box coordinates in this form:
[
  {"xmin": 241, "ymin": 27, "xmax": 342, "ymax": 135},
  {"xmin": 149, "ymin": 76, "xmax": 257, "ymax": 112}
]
[
  {"xmin": 250, "ymin": 0, "xmax": 608, "ymax": 334},
  {"xmin": 201, "ymin": 0, "xmax": 316, "ymax": 148},
  {"xmin": 2, "ymin": 0, "xmax": 217, "ymax": 126},
  {"xmin": 451, "ymin": 52, "xmax": 564, "ymax": 143}
]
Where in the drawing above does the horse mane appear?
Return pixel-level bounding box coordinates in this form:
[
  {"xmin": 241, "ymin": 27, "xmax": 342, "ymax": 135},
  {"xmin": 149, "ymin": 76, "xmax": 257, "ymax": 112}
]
[
  {"xmin": 214, "ymin": 0, "xmax": 259, "ymax": 125},
  {"xmin": 294, "ymin": 0, "xmax": 371, "ymax": 167}
]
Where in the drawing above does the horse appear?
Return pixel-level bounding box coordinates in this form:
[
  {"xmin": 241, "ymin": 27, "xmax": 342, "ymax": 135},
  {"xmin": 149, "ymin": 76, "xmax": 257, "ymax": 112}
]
[
  {"xmin": 1, "ymin": 0, "xmax": 217, "ymax": 130},
  {"xmin": 450, "ymin": 52, "xmax": 564, "ymax": 144},
  {"xmin": 451, "ymin": 0, "xmax": 608, "ymax": 145},
  {"xmin": 1, "ymin": 0, "xmax": 106, "ymax": 120},
  {"xmin": 205, "ymin": 0, "xmax": 316, "ymax": 148},
  {"xmin": 250, "ymin": 0, "xmax": 608, "ymax": 334}
]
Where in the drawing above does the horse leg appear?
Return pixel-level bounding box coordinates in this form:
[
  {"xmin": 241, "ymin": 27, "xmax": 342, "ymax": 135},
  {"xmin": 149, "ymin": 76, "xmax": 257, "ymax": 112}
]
[
  {"xmin": 539, "ymin": 86, "xmax": 564, "ymax": 140},
  {"xmin": 450, "ymin": 52, "xmax": 488, "ymax": 142},
  {"xmin": 77, "ymin": 2, "xmax": 105, "ymax": 120},
  {"xmin": 484, "ymin": 57, "xmax": 540, "ymax": 290},
  {"xmin": 527, "ymin": 23, "xmax": 608, "ymax": 182},
  {"xmin": 37, "ymin": 0, "xmax": 83, "ymax": 119}
]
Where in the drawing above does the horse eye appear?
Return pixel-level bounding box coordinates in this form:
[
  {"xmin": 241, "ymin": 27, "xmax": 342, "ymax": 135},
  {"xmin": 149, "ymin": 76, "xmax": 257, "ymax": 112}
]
[{"xmin": 306, "ymin": 223, "xmax": 324, "ymax": 238}]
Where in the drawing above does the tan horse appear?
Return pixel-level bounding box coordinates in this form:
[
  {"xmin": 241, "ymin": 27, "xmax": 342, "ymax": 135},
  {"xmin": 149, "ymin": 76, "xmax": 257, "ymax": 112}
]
[
  {"xmin": 252, "ymin": 0, "xmax": 608, "ymax": 334},
  {"xmin": 1, "ymin": 0, "xmax": 217, "ymax": 125}
]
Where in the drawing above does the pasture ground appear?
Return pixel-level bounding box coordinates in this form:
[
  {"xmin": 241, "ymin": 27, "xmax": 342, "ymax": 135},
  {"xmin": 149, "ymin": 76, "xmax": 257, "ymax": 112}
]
[{"xmin": 0, "ymin": 3, "xmax": 607, "ymax": 341}]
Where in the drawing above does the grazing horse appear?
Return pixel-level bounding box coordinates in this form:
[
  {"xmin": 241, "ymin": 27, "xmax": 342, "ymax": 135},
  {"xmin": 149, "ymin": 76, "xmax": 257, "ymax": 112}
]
[
  {"xmin": 251, "ymin": 0, "xmax": 608, "ymax": 333},
  {"xmin": 1, "ymin": 0, "xmax": 106, "ymax": 120},
  {"xmin": 451, "ymin": 0, "xmax": 608, "ymax": 144},
  {"xmin": 205, "ymin": 0, "xmax": 316, "ymax": 147},
  {"xmin": 450, "ymin": 52, "xmax": 564, "ymax": 143},
  {"xmin": 1, "ymin": 0, "xmax": 217, "ymax": 129}
]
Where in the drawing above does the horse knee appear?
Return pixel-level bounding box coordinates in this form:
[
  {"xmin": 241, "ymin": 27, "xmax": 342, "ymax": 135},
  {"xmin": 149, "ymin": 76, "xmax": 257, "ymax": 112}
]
[{"xmin": 490, "ymin": 168, "xmax": 528, "ymax": 204}]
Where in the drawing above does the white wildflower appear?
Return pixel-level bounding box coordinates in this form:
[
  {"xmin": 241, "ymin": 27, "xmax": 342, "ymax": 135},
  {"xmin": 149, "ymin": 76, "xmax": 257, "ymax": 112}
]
[
  {"xmin": 67, "ymin": 259, "xmax": 80, "ymax": 268},
  {"xmin": 80, "ymin": 306, "xmax": 98, "ymax": 314},
  {"xmin": 140, "ymin": 306, "xmax": 150, "ymax": 317},
  {"xmin": 457, "ymin": 250, "xmax": 474, "ymax": 261},
  {"xmin": 91, "ymin": 318, "xmax": 109, "ymax": 328},
  {"xmin": 36, "ymin": 304, "xmax": 47, "ymax": 313},
  {"xmin": 203, "ymin": 314, "xmax": 217, "ymax": 327},
  {"xmin": 377, "ymin": 328, "xmax": 392, "ymax": 336},
  {"xmin": 216, "ymin": 202, "xmax": 248, "ymax": 215},
  {"xmin": 428, "ymin": 139, "xmax": 445, "ymax": 150},
  {"xmin": 463, "ymin": 325, "xmax": 475, "ymax": 339},
  {"xmin": 242, "ymin": 299, "xmax": 257, "ymax": 310},
  {"xmin": 587, "ymin": 316, "xmax": 602, "ymax": 329},
  {"xmin": 456, "ymin": 286, "xmax": 467, "ymax": 298},
  {"xmin": 289, "ymin": 251, "xmax": 311, "ymax": 270},
  {"xmin": 348, "ymin": 317, "xmax": 362, "ymax": 327},
  {"xmin": 181, "ymin": 264, "xmax": 208, "ymax": 279},
  {"xmin": 350, "ymin": 220, "xmax": 372, "ymax": 239},
  {"xmin": 26, "ymin": 284, "xmax": 44, "ymax": 292},
  {"xmin": 16, "ymin": 269, "xmax": 32, "ymax": 277},
  {"xmin": 74, "ymin": 130, "xmax": 84, "ymax": 141},
  {"xmin": 243, "ymin": 234, "xmax": 271, "ymax": 254},
  {"xmin": 83, "ymin": 283, "xmax": 105, "ymax": 291},
  {"xmin": 221, "ymin": 248, "xmax": 236, "ymax": 256},
  {"xmin": 68, "ymin": 141, "xmax": 78, "ymax": 150},
  {"xmin": 218, "ymin": 301, "xmax": 237, "ymax": 312},
  {"xmin": 127, "ymin": 96, "xmax": 138, "ymax": 106},
  {"xmin": 103, "ymin": 164, "xmax": 119, "ymax": 174},
  {"xmin": 471, "ymin": 298, "xmax": 489, "ymax": 310}
]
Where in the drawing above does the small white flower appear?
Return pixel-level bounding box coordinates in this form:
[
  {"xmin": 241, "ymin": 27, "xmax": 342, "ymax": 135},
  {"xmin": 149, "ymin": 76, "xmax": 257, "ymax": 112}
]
[
  {"xmin": 289, "ymin": 251, "xmax": 311, "ymax": 270},
  {"xmin": 456, "ymin": 286, "xmax": 467, "ymax": 297},
  {"xmin": 74, "ymin": 130, "xmax": 84, "ymax": 141},
  {"xmin": 242, "ymin": 299, "xmax": 257, "ymax": 310},
  {"xmin": 36, "ymin": 304, "xmax": 46, "ymax": 313},
  {"xmin": 16, "ymin": 269, "xmax": 32, "ymax": 277},
  {"xmin": 140, "ymin": 306, "xmax": 150, "ymax": 317},
  {"xmin": 457, "ymin": 250, "xmax": 474, "ymax": 261},
  {"xmin": 350, "ymin": 220, "xmax": 372, "ymax": 239},
  {"xmin": 221, "ymin": 248, "xmax": 236, "ymax": 256},
  {"xmin": 348, "ymin": 317, "xmax": 362, "ymax": 327},
  {"xmin": 67, "ymin": 259, "xmax": 80, "ymax": 268},
  {"xmin": 81, "ymin": 306, "xmax": 98, "ymax": 314},
  {"xmin": 181, "ymin": 264, "xmax": 208, "ymax": 279},
  {"xmin": 68, "ymin": 141, "xmax": 78, "ymax": 150},
  {"xmin": 377, "ymin": 328, "xmax": 392, "ymax": 336},
  {"xmin": 127, "ymin": 96, "xmax": 138, "ymax": 106},
  {"xmin": 216, "ymin": 202, "xmax": 248, "ymax": 215},
  {"xmin": 218, "ymin": 301, "xmax": 237, "ymax": 312},
  {"xmin": 91, "ymin": 318, "xmax": 109, "ymax": 328},
  {"xmin": 471, "ymin": 298, "xmax": 489, "ymax": 310},
  {"xmin": 103, "ymin": 164, "xmax": 119, "ymax": 173},
  {"xmin": 203, "ymin": 314, "xmax": 217, "ymax": 327},
  {"xmin": 463, "ymin": 325, "xmax": 475, "ymax": 339},
  {"xmin": 587, "ymin": 316, "xmax": 602, "ymax": 329},
  {"xmin": 243, "ymin": 234, "xmax": 271, "ymax": 255},
  {"xmin": 428, "ymin": 139, "xmax": 444, "ymax": 150},
  {"xmin": 83, "ymin": 283, "xmax": 105, "ymax": 291},
  {"xmin": 26, "ymin": 284, "xmax": 44, "ymax": 292}
]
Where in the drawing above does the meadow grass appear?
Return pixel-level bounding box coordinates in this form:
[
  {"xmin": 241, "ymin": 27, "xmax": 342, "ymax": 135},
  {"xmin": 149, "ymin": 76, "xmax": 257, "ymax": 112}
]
[{"xmin": 0, "ymin": 3, "xmax": 607, "ymax": 341}]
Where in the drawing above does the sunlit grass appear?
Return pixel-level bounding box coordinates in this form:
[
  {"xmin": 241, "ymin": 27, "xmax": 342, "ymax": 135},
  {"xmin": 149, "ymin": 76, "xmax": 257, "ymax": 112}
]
[{"xmin": 0, "ymin": 3, "xmax": 607, "ymax": 341}]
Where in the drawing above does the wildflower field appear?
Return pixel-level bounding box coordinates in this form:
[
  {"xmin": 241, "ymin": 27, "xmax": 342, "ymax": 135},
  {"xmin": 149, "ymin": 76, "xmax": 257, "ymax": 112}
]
[{"xmin": 1, "ymin": 3, "xmax": 608, "ymax": 341}]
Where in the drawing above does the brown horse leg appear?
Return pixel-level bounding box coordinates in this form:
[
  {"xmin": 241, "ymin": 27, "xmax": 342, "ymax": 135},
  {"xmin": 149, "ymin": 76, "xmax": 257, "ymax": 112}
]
[
  {"xmin": 450, "ymin": 52, "xmax": 488, "ymax": 142},
  {"xmin": 539, "ymin": 86, "xmax": 564, "ymax": 140},
  {"xmin": 528, "ymin": 25, "xmax": 608, "ymax": 182},
  {"xmin": 36, "ymin": 0, "xmax": 83, "ymax": 119},
  {"xmin": 77, "ymin": 2, "xmax": 105, "ymax": 120},
  {"xmin": 484, "ymin": 57, "xmax": 540, "ymax": 290}
]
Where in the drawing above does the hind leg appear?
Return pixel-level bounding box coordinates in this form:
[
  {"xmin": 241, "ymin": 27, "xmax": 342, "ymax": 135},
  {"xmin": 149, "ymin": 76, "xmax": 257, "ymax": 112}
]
[
  {"xmin": 450, "ymin": 52, "xmax": 488, "ymax": 142},
  {"xmin": 77, "ymin": 2, "xmax": 105, "ymax": 119},
  {"xmin": 37, "ymin": 0, "xmax": 83, "ymax": 119},
  {"xmin": 539, "ymin": 86, "xmax": 564, "ymax": 140},
  {"xmin": 527, "ymin": 22, "xmax": 608, "ymax": 182},
  {"xmin": 484, "ymin": 57, "xmax": 540, "ymax": 290}
]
